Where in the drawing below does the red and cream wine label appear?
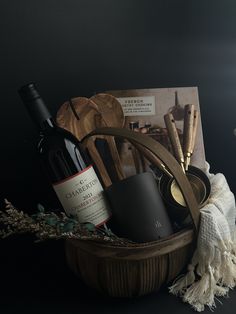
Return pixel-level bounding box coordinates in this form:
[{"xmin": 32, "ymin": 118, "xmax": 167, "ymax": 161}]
[{"xmin": 53, "ymin": 165, "xmax": 111, "ymax": 227}]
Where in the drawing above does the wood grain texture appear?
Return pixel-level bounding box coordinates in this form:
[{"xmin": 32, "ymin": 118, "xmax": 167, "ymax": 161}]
[
  {"xmin": 90, "ymin": 93, "xmax": 125, "ymax": 128},
  {"xmin": 164, "ymin": 113, "xmax": 185, "ymax": 172},
  {"xmin": 93, "ymin": 107, "xmax": 125, "ymax": 181},
  {"xmin": 56, "ymin": 94, "xmax": 125, "ymax": 186},
  {"xmin": 56, "ymin": 97, "xmax": 99, "ymax": 140},
  {"xmin": 190, "ymin": 110, "xmax": 199, "ymax": 156},
  {"xmin": 65, "ymin": 127, "xmax": 199, "ymax": 297},
  {"xmin": 183, "ymin": 104, "xmax": 195, "ymax": 170},
  {"xmin": 56, "ymin": 97, "xmax": 113, "ymax": 187},
  {"xmin": 90, "ymin": 93, "xmax": 125, "ymax": 180},
  {"xmin": 85, "ymin": 127, "xmax": 200, "ymax": 230},
  {"xmin": 65, "ymin": 229, "xmax": 194, "ymax": 297}
]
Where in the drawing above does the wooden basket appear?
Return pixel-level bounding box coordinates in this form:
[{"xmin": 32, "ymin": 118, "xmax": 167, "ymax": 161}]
[{"xmin": 65, "ymin": 127, "xmax": 199, "ymax": 297}]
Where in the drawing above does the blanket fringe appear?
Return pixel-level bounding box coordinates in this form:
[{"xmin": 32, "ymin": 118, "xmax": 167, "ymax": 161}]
[
  {"xmin": 169, "ymin": 243, "xmax": 236, "ymax": 311},
  {"xmin": 219, "ymin": 251, "xmax": 236, "ymax": 288},
  {"xmin": 169, "ymin": 251, "xmax": 199, "ymax": 296},
  {"xmin": 169, "ymin": 265, "xmax": 195, "ymax": 296},
  {"xmin": 184, "ymin": 267, "xmax": 215, "ymax": 312},
  {"xmin": 168, "ymin": 168, "xmax": 236, "ymax": 311}
]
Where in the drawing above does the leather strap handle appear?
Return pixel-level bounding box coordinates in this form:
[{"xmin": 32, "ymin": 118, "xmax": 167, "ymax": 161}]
[{"xmin": 83, "ymin": 127, "xmax": 200, "ymax": 231}]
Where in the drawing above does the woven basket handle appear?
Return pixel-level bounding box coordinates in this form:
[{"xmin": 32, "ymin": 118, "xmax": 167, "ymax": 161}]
[{"xmin": 83, "ymin": 127, "xmax": 200, "ymax": 231}]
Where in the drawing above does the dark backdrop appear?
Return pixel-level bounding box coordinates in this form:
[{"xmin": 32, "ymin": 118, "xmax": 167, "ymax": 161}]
[{"xmin": 1, "ymin": 1, "xmax": 236, "ymax": 313}]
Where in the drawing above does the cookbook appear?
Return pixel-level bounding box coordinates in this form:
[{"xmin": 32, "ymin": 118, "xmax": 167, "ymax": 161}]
[{"xmin": 106, "ymin": 87, "xmax": 206, "ymax": 177}]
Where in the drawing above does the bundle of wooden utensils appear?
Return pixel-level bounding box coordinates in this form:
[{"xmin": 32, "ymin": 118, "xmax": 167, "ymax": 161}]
[
  {"xmin": 56, "ymin": 94, "xmax": 210, "ymax": 230},
  {"xmin": 161, "ymin": 105, "xmax": 211, "ymax": 221}
]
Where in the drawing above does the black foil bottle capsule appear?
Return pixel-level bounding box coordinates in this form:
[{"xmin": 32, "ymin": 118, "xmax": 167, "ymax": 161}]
[{"xmin": 18, "ymin": 83, "xmax": 111, "ymax": 227}]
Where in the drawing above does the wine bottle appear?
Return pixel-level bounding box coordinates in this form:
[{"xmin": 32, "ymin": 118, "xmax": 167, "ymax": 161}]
[{"xmin": 18, "ymin": 83, "xmax": 111, "ymax": 227}]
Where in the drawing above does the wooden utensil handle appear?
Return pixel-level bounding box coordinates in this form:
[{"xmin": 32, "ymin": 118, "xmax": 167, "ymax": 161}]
[
  {"xmin": 190, "ymin": 110, "xmax": 199, "ymax": 155},
  {"xmin": 131, "ymin": 142, "xmax": 173, "ymax": 178},
  {"xmin": 83, "ymin": 127, "xmax": 200, "ymax": 232},
  {"xmin": 131, "ymin": 145, "xmax": 142, "ymax": 173},
  {"xmin": 85, "ymin": 140, "xmax": 112, "ymax": 188},
  {"xmin": 164, "ymin": 113, "xmax": 184, "ymax": 166},
  {"xmin": 106, "ymin": 136, "xmax": 125, "ymax": 180},
  {"xmin": 94, "ymin": 113, "xmax": 125, "ymax": 181},
  {"xmin": 183, "ymin": 104, "xmax": 195, "ymax": 158}
]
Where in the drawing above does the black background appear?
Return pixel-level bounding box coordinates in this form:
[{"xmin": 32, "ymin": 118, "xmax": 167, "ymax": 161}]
[{"xmin": 1, "ymin": 0, "xmax": 236, "ymax": 313}]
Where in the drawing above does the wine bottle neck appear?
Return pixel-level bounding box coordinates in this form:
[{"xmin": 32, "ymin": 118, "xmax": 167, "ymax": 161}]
[
  {"xmin": 27, "ymin": 96, "xmax": 55, "ymax": 130},
  {"xmin": 40, "ymin": 117, "xmax": 57, "ymax": 132},
  {"xmin": 18, "ymin": 83, "xmax": 56, "ymax": 131}
]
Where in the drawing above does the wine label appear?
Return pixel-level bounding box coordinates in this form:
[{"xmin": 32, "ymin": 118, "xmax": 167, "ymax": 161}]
[{"xmin": 53, "ymin": 166, "xmax": 111, "ymax": 227}]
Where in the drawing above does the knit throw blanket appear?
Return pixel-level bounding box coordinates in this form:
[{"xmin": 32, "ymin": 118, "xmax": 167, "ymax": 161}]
[{"xmin": 169, "ymin": 164, "xmax": 236, "ymax": 312}]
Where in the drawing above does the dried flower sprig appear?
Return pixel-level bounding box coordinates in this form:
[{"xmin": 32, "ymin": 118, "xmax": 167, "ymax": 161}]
[{"xmin": 0, "ymin": 199, "xmax": 132, "ymax": 246}]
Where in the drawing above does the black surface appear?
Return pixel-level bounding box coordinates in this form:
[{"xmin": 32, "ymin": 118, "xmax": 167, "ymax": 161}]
[{"xmin": 1, "ymin": 0, "xmax": 236, "ymax": 313}]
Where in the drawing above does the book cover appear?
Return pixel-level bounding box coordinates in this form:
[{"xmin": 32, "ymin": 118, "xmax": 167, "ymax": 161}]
[{"xmin": 106, "ymin": 87, "xmax": 206, "ymax": 176}]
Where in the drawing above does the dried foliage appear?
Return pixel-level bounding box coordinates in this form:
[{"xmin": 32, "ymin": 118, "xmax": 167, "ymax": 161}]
[{"xmin": 0, "ymin": 199, "xmax": 132, "ymax": 246}]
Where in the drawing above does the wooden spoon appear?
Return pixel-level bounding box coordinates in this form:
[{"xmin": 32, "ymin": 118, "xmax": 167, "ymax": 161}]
[
  {"xmin": 56, "ymin": 97, "xmax": 99, "ymax": 140},
  {"xmin": 164, "ymin": 113, "xmax": 185, "ymax": 173},
  {"xmin": 56, "ymin": 97, "xmax": 112, "ymax": 188},
  {"xmin": 90, "ymin": 93, "xmax": 125, "ymax": 180},
  {"xmin": 183, "ymin": 104, "xmax": 195, "ymax": 170},
  {"xmin": 189, "ymin": 110, "xmax": 199, "ymax": 161}
]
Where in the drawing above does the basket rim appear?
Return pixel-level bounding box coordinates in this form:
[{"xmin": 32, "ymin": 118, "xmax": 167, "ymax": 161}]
[{"xmin": 66, "ymin": 227, "xmax": 195, "ymax": 260}]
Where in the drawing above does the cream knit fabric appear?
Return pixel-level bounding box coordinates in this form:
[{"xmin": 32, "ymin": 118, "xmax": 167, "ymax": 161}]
[{"xmin": 169, "ymin": 163, "xmax": 236, "ymax": 311}]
